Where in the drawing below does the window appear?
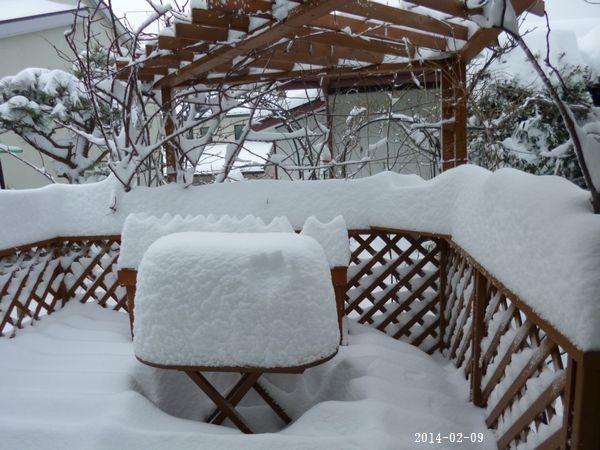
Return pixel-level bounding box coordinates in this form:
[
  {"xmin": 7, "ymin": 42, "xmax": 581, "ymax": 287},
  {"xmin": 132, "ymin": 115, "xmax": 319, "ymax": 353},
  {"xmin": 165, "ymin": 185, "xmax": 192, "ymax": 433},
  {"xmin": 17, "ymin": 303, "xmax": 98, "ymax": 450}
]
[{"xmin": 234, "ymin": 124, "xmax": 244, "ymax": 140}]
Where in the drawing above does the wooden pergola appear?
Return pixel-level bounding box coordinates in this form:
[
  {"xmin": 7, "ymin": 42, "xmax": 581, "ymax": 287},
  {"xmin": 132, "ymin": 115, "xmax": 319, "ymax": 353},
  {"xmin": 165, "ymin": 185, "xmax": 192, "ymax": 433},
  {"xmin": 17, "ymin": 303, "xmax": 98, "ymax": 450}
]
[{"xmin": 122, "ymin": 0, "xmax": 545, "ymax": 174}]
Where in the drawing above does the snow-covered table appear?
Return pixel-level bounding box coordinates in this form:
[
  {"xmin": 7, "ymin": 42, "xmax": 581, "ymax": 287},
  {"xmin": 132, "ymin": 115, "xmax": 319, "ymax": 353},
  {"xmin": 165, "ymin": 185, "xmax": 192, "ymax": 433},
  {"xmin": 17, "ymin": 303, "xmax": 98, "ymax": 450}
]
[
  {"xmin": 117, "ymin": 213, "xmax": 350, "ymax": 340},
  {"xmin": 133, "ymin": 231, "xmax": 340, "ymax": 433}
]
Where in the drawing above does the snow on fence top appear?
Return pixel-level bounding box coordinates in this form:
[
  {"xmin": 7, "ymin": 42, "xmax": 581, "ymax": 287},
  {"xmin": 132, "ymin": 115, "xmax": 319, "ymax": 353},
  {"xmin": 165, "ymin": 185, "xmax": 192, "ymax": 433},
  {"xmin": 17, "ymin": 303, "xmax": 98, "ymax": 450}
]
[
  {"xmin": 133, "ymin": 232, "xmax": 339, "ymax": 368},
  {"xmin": 118, "ymin": 213, "xmax": 294, "ymax": 270},
  {"xmin": 300, "ymin": 215, "xmax": 350, "ymax": 268},
  {"xmin": 1, "ymin": 166, "xmax": 600, "ymax": 350},
  {"xmin": 119, "ymin": 213, "xmax": 350, "ymax": 270}
]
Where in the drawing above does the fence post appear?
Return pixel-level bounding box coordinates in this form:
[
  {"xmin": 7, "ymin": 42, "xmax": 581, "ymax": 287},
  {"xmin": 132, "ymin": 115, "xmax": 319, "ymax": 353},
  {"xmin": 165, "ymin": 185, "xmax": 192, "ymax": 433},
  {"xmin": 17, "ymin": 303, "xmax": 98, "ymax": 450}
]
[
  {"xmin": 471, "ymin": 270, "xmax": 487, "ymax": 407},
  {"xmin": 569, "ymin": 351, "xmax": 600, "ymax": 448}
]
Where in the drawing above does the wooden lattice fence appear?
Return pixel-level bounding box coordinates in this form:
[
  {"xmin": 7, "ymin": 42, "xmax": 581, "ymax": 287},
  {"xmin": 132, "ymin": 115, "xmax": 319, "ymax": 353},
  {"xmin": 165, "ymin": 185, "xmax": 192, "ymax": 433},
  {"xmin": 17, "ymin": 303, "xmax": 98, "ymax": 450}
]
[
  {"xmin": 346, "ymin": 228, "xmax": 446, "ymax": 354},
  {"xmin": 0, "ymin": 231, "xmax": 599, "ymax": 449},
  {"xmin": 0, "ymin": 237, "xmax": 126, "ymax": 338}
]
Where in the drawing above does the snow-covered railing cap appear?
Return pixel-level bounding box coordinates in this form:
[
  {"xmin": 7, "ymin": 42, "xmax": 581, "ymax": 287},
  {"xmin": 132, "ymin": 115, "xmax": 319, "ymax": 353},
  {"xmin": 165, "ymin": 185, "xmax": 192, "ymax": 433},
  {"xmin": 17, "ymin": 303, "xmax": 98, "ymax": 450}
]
[
  {"xmin": 118, "ymin": 213, "xmax": 294, "ymax": 270},
  {"xmin": 300, "ymin": 215, "xmax": 350, "ymax": 268},
  {"xmin": 133, "ymin": 231, "xmax": 339, "ymax": 368}
]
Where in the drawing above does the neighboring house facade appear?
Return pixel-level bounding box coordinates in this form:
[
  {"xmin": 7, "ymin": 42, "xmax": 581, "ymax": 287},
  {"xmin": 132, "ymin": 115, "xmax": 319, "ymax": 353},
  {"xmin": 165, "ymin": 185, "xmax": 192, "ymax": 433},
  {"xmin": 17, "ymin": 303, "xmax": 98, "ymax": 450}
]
[
  {"xmin": 254, "ymin": 86, "xmax": 440, "ymax": 181},
  {"xmin": 0, "ymin": 0, "xmax": 124, "ymax": 189}
]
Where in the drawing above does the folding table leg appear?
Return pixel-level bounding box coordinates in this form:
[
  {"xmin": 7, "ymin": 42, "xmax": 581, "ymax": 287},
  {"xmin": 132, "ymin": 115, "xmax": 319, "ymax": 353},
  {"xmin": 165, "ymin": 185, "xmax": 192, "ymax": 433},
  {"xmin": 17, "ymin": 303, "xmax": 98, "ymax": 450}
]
[
  {"xmin": 210, "ymin": 373, "xmax": 261, "ymax": 425},
  {"xmin": 206, "ymin": 373, "xmax": 256, "ymax": 424},
  {"xmin": 185, "ymin": 371, "xmax": 256, "ymax": 434},
  {"xmin": 252, "ymin": 382, "xmax": 292, "ymax": 425}
]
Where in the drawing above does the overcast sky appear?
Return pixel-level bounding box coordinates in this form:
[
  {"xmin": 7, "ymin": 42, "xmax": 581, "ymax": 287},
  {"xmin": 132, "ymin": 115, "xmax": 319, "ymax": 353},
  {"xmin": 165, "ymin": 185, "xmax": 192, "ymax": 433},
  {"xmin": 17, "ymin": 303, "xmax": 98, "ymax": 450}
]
[{"xmin": 110, "ymin": 0, "xmax": 600, "ymax": 30}]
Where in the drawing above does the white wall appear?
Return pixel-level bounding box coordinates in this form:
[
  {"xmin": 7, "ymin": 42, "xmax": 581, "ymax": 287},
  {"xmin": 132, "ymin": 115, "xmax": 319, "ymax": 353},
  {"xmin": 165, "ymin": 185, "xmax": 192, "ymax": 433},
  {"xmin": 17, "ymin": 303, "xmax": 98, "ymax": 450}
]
[{"xmin": 266, "ymin": 87, "xmax": 440, "ymax": 181}]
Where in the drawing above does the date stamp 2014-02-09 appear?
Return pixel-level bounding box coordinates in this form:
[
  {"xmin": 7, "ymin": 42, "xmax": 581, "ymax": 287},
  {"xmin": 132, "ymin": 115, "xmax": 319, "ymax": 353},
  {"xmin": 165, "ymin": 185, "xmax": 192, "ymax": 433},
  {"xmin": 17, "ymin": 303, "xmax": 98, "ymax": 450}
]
[{"xmin": 414, "ymin": 433, "xmax": 485, "ymax": 445}]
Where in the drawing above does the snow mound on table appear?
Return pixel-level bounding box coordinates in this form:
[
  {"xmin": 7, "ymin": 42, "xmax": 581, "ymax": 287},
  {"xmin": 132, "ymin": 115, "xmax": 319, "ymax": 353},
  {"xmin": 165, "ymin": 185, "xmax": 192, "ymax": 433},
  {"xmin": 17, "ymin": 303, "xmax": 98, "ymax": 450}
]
[
  {"xmin": 0, "ymin": 302, "xmax": 494, "ymax": 449},
  {"xmin": 300, "ymin": 215, "xmax": 350, "ymax": 268},
  {"xmin": 134, "ymin": 232, "xmax": 339, "ymax": 368},
  {"xmin": 119, "ymin": 213, "xmax": 294, "ymax": 270}
]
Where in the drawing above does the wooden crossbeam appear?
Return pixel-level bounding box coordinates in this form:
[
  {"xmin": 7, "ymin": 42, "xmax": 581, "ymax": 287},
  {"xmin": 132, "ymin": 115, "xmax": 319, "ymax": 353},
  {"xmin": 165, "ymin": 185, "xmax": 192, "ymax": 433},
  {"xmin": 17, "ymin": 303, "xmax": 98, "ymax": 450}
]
[
  {"xmin": 175, "ymin": 23, "xmax": 229, "ymax": 42},
  {"xmin": 459, "ymin": 0, "xmax": 543, "ymax": 62},
  {"xmin": 407, "ymin": 0, "xmax": 482, "ymax": 19},
  {"xmin": 310, "ymin": 14, "xmax": 448, "ymax": 51},
  {"xmin": 305, "ymin": 30, "xmax": 412, "ymax": 57},
  {"xmin": 179, "ymin": 59, "xmax": 447, "ymax": 87},
  {"xmin": 206, "ymin": 0, "xmax": 273, "ymax": 15},
  {"xmin": 339, "ymin": 1, "xmax": 470, "ymax": 40},
  {"xmin": 191, "ymin": 9, "xmax": 250, "ymax": 31},
  {"xmin": 276, "ymin": 36, "xmax": 385, "ymax": 65},
  {"xmin": 155, "ymin": 0, "xmax": 351, "ymax": 88},
  {"xmin": 157, "ymin": 36, "xmax": 211, "ymax": 52}
]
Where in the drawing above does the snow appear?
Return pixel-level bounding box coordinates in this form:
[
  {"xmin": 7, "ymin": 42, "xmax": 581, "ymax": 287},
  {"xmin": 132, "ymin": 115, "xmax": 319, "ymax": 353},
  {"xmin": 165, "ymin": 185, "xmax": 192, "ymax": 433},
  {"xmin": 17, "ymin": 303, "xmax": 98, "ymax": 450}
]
[
  {"xmin": 451, "ymin": 168, "xmax": 600, "ymax": 351},
  {"xmin": 133, "ymin": 232, "xmax": 339, "ymax": 368},
  {"xmin": 1, "ymin": 166, "xmax": 600, "ymax": 350},
  {"xmin": 0, "ymin": 301, "xmax": 494, "ymax": 448},
  {"xmin": 487, "ymin": 19, "xmax": 600, "ymax": 85},
  {"xmin": 301, "ymin": 215, "xmax": 350, "ymax": 268},
  {"xmin": 119, "ymin": 213, "xmax": 294, "ymax": 270}
]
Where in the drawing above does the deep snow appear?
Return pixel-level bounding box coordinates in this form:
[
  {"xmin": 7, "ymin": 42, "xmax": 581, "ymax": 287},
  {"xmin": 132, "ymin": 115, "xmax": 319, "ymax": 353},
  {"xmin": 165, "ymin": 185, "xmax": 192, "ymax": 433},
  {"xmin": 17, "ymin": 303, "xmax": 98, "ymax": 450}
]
[{"xmin": 0, "ymin": 301, "xmax": 494, "ymax": 449}]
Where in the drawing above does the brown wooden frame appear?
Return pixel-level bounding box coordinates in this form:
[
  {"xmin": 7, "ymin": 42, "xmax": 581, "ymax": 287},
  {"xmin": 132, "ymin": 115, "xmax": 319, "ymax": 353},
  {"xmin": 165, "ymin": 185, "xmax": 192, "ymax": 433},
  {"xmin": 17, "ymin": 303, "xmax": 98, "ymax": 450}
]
[{"xmin": 116, "ymin": 0, "xmax": 545, "ymax": 176}]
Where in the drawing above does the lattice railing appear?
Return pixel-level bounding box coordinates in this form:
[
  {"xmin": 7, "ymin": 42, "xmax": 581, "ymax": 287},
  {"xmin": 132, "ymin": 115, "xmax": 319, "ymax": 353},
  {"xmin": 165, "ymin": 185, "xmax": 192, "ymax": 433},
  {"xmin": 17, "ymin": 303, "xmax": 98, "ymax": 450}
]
[
  {"xmin": 0, "ymin": 237, "xmax": 126, "ymax": 337},
  {"xmin": 1, "ymin": 231, "xmax": 598, "ymax": 449},
  {"xmin": 444, "ymin": 243, "xmax": 587, "ymax": 450},
  {"xmin": 346, "ymin": 229, "xmax": 446, "ymax": 354}
]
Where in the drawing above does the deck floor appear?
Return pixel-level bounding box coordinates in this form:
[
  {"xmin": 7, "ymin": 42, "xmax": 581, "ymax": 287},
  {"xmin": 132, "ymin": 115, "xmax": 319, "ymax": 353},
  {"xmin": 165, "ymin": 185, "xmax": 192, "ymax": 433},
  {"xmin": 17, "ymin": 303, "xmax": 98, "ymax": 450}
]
[{"xmin": 0, "ymin": 302, "xmax": 494, "ymax": 449}]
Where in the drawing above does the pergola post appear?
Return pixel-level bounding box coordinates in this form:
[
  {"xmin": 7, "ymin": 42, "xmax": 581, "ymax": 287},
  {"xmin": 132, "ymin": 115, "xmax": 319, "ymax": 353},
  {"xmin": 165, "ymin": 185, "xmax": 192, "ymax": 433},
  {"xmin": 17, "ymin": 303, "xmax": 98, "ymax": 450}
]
[
  {"xmin": 323, "ymin": 78, "xmax": 335, "ymax": 179},
  {"xmin": 161, "ymin": 87, "xmax": 177, "ymax": 182},
  {"xmin": 440, "ymin": 58, "xmax": 467, "ymax": 172},
  {"xmin": 569, "ymin": 352, "xmax": 600, "ymax": 448}
]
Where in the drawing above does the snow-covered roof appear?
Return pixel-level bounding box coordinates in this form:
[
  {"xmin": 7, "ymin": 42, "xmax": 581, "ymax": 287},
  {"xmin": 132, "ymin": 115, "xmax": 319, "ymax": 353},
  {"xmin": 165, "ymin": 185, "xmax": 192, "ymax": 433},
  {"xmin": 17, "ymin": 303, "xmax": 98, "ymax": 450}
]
[
  {"xmin": 195, "ymin": 141, "xmax": 272, "ymax": 175},
  {"xmin": 0, "ymin": 0, "xmax": 86, "ymax": 39},
  {"xmin": 0, "ymin": 0, "xmax": 78, "ymax": 23}
]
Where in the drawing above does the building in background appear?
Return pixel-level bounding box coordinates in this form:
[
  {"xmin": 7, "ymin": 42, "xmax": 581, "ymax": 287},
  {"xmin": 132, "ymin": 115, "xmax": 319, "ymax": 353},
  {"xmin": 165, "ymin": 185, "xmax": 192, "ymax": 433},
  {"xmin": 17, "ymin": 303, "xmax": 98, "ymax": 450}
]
[{"xmin": 0, "ymin": 0, "xmax": 126, "ymax": 189}]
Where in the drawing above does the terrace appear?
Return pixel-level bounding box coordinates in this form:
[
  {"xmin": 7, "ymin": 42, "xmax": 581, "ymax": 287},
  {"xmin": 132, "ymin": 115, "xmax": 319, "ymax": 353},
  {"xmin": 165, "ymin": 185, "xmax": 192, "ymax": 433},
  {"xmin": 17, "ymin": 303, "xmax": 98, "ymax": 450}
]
[{"xmin": 1, "ymin": 1, "xmax": 600, "ymax": 449}]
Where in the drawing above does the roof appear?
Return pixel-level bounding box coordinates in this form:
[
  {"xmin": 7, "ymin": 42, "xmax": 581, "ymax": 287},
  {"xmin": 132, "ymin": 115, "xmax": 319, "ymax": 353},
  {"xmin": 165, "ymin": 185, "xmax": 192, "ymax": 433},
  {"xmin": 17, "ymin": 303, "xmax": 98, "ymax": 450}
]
[
  {"xmin": 0, "ymin": 0, "xmax": 85, "ymax": 39},
  {"xmin": 0, "ymin": 0, "xmax": 78, "ymax": 23},
  {"xmin": 195, "ymin": 141, "xmax": 272, "ymax": 174},
  {"xmin": 118, "ymin": 0, "xmax": 545, "ymax": 88}
]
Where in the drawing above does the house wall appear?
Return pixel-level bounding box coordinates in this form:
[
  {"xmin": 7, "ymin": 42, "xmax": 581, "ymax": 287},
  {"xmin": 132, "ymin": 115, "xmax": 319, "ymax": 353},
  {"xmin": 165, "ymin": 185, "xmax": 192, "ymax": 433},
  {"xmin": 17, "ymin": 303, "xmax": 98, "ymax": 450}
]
[{"xmin": 266, "ymin": 87, "xmax": 440, "ymax": 181}]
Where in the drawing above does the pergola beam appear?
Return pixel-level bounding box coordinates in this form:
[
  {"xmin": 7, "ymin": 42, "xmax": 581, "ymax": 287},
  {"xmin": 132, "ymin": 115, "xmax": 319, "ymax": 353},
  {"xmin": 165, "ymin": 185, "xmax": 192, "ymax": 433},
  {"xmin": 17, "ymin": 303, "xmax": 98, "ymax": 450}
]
[
  {"xmin": 407, "ymin": 0, "xmax": 482, "ymax": 19},
  {"xmin": 191, "ymin": 9, "xmax": 250, "ymax": 31},
  {"xmin": 310, "ymin": 14, "xmax": 449, "ymax": 51},
  {"xmin": 188, "ymin": 59, "xmax": 449, "ymax": 87},
  {"xmin": 459, "ymin": 0, "xmax": 544, "ymax": 62},
  {"xmin": 304, "ymin": 30, "xmax": 412, "ymax": 58},
  {"xmin": 155, "ymin": 0, "xmax": 350, "ymax": 89},
  {"xmin": 338, "ymin": 1, "xmax": 470, "ymax": 40}
]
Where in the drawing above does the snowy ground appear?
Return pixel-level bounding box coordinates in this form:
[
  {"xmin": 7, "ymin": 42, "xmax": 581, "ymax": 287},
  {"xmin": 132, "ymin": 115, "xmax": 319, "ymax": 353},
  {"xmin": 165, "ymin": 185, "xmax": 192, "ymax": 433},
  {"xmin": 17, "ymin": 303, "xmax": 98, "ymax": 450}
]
[{"xmin": 0, "ymin": 302, "xmax": 494, "ymax": 450}]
